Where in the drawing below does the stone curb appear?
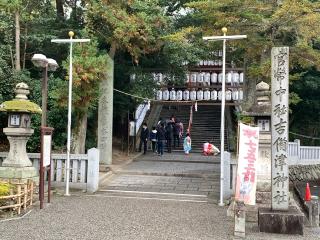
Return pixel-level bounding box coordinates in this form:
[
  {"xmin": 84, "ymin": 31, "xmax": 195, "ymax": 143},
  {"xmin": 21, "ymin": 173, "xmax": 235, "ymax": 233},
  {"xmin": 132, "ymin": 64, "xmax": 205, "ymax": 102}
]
[{"xmin": 113, "ymin": 170, "xmax": 219, "ymax": 179}]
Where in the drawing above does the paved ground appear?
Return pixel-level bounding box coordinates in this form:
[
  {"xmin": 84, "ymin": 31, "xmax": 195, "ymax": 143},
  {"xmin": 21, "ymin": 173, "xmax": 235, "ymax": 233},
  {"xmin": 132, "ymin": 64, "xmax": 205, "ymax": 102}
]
[
  {"xmin": 1, "ymin": 152, "xmax": 320, "ymax": 239},
  {"xmin": 104, "ymin": 174, "xmax": 218, "ymax": 195},
  {"xmin": 116, "ymin": 161, "xmax": 219, "ymax": 177},
  {"xmin": 1, "ymin": 194, "xmax": 320, "ymax": 240}
]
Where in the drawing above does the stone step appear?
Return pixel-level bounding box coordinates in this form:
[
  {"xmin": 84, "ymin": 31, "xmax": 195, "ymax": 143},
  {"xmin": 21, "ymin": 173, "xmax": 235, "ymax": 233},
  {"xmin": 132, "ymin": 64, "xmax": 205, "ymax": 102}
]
[{"xmin": 95, "ymin": 189, "xmax": 210, "ymax": 202}]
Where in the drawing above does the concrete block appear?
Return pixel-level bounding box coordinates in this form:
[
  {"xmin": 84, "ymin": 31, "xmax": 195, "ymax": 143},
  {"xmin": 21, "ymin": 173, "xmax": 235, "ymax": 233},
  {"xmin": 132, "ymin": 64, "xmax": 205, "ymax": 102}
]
[
  {"xmin": 258, "ymin": 206, "xmax": 304, "ymax": 235},
  {"xmin": 234, "ymin": 201, "xmax": 246, "ymax": 238}
]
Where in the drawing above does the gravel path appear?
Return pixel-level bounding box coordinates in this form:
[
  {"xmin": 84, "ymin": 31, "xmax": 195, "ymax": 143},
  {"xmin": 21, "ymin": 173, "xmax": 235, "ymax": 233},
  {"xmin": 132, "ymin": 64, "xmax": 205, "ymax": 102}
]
[{"xmin": 1, "ymin": 194, "xmax": 320, "ymax": 240}]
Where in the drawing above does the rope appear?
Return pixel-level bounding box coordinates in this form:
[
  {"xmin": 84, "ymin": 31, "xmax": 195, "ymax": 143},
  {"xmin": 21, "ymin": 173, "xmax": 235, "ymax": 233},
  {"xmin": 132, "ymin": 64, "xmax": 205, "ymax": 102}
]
[
  {"xmin": 289, "ymin": 131, "xmax": 320, "ymax": 140},
  {"xmin": 114, "ymin": 89, "xmax": 150, "ymax": 101}
]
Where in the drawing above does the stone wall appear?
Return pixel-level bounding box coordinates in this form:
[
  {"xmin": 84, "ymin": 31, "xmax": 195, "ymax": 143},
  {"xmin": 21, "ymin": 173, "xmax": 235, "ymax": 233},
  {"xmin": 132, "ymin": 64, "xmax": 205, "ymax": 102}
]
[{"xmin": 289, "ymin": 165, "xmax": 320, "ymax": 182}]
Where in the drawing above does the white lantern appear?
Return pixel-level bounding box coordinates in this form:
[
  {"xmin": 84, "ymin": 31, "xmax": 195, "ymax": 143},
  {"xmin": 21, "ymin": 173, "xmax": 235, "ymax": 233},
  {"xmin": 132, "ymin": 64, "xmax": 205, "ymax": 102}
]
[
  {"xmin": 240, "ymin": 72, "xmax": 244, "ymax": 83},
  {"xmin": 183, "ymin": 90, "xmax": 190, "ymax": 100},
  {"xmin": 239, "ymin": 89, "xmax": 243, "ymax": 100},
  {"xmin": 170, "ymin": 89, "xmax": 176, "ymax": 100},
  {"xmin": 218, "ymin": 90, "xmax": 222, "ymax": 101},
  {"xmin": 190, "ymin": 90, "xmax": 197, "ymax": 101},
  {"xmin": 204, "ymin": 73, "xmax": 211, "ymax": 86},
  {"xmin": 226, "ymin": 90, "xmax": 232, "ymax": 101},
  {"xmin": 156, "ymin": 90, "xmax": 163, "ymax": 100},
  {"xmin": 211, "ymin": 90, "xmax": 217, "ymax": 100},
  {"xmin": 199, "ymin": 60, "xmax": 204, "ymax": 66},
  {"xmin": 226, "ymin": 72, "xmax": 232, "ymax": 84},
  {"xmin": 191, "ymin": 73, "xmax": 197, "ymax": 85},
  {"xmin": 163, "ymin": 89, "xmax": 169, "ymax": 100},
  {"xmin": 185, "ymin": 73, "xmax": 190, "ymax": 84},
  {"xmin": 232, "ymin": 72, "xmax": 240, "ymax": 84},
  {"xmin": 204, "ymin": 89, "xmax": 210, "ymax": 100},
  {"xmin": 197, "ymin": 90, "xmax": 203, "ymax": 100},
  {"xmin": 177, "ymin": 90, "xmax": 183, "ymax": 100},
  {"xmin": 232, "ymin": 90, "xmax": 239, "ymax": 101},
  {"xmin": 218, "ymin": 73, "xmax": 223, "ymax": 83},
  {"xmin": 197, "ymin": 72, "xmax": 204, "ymax": 86},
  {"xmin": 211, "ymin": 73, "xmax": 218, "ymax": 83},
  {"xmin": 203, "ymin": 60, "xmax": 208, "ymax": 66}
]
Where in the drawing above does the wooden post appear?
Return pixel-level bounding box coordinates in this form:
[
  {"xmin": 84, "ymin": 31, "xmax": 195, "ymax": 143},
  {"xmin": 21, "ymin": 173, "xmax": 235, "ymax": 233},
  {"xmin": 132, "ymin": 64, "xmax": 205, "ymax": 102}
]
[
  {"xmin": 30, "ymin": 180, "xmax": 34, "ymax": 206},
  {"xmin": 40, "ymin": 127, "xmax": 54, "ymax": 209},
  {"xmin": 23, "ymin": 183, "xmax": 27, "ymax": 210},
  {"xmin": 17, "ymin": 185, "xmax": 21, "ymax": 214}
]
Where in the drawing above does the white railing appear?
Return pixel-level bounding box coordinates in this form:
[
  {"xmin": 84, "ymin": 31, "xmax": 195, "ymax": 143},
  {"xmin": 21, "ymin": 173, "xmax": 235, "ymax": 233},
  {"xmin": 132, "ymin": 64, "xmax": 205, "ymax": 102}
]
[
  {"xmin": 0, "ymin": 148, "xmax": 99, "ymax": 193},
  {"xmin": 288, "ymin": 139, "xmax": 320, "ymax": 165}
]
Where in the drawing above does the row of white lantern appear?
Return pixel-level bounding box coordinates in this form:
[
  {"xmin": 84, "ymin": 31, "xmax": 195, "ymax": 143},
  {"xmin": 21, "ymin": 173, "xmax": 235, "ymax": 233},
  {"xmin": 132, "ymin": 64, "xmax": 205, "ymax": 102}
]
[
  {"xmin": 182, "ymin": 59, "xmax": 223, "ymax": 66},
  {"xmin": 150, "ymin": 72, "xmax": 244, "ymax": 84},
  {"xmin": 156, "ymin": 89, "xmax": 243, "ymax": 101},
  {"xmin": 187, "ymin": 72, "xmax": 244, "ymax": 84}
]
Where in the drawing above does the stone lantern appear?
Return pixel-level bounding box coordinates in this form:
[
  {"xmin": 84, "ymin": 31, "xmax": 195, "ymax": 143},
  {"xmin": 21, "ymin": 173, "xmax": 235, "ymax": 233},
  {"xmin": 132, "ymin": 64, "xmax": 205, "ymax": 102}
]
[{"xmin": 0, "ymin": 82, "xmax": 42, "ymax": 180}]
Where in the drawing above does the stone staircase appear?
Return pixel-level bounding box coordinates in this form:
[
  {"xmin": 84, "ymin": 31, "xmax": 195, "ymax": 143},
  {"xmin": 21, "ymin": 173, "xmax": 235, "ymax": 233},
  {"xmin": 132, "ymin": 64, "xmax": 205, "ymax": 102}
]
[{"xmin": 157, "ymin": 105, "xmax": 229, "ymax": 152}]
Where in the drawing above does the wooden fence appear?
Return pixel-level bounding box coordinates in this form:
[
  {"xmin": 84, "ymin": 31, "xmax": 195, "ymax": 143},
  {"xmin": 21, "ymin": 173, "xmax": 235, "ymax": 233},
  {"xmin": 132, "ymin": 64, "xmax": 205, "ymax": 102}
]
[
  {"xmin": 0, "ymin": 148, "xmax": 99, "ymax": 193},
  {"xmin": 288, "ymin": 139, "xmax": 320, "ymax": 165},
  {"xmin": 0, "ymin": 179, "xmax": 34, "ymax": 214}
]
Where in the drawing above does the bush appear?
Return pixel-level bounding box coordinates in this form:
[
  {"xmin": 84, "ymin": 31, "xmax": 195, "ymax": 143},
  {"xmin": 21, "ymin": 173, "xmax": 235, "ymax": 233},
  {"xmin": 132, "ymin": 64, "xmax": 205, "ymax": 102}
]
[{"xmin": 0, "ymin": 182, "xmax": 10, "ymax": 197}]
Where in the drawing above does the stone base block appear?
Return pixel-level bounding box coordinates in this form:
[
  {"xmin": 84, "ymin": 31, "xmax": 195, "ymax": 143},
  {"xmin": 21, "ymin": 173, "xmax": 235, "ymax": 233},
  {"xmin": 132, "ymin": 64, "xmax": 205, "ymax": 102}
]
[
  {"xmin": 0, "ymin": 166, "xmax": 38, "ymax": 182},
  {"xmin": 259, "ymin": 207, "xmax": 304, "ymax": 235},
  {"xmin": 256, "ymin": 191, "xmax": 271, "ymax": 204},
  {"xmin": 99, "ymin": 164, "xmax": 110, "ymax": 172}
]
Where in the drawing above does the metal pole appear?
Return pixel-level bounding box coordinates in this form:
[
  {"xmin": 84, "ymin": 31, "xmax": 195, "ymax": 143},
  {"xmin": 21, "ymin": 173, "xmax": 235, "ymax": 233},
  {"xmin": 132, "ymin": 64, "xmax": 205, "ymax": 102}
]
[
  {"xmin": 41, "ymin": 66, "xmax": 48, "ymax": 127},
  {"xmin": 219, "ymin": 29, "xmax": 227, "ymax": 206},
  {"xmin": 65, "ymin": 34, "xmax": 73, "ymax": 196},
  {"xmin": 39, "ymin": 127, "xmax": 44, "ymax": 209}
]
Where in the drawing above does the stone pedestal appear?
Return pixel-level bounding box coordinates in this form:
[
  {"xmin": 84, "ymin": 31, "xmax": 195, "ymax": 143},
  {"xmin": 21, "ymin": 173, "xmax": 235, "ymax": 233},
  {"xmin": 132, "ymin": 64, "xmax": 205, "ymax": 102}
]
[
  {"xmin": 256, "ymin": 132, "xmax": 271, "ymax": 203},
  {"xmin": 234, "ymin": 201, "xmax": 246, "ymax": 238},
  {"xmin": 0, "ymin": 127, "xmax": 38, "ymax": 180},
  {"xmin": 259, "ymin": 207, "xmax": 304, "ymax": 235}
]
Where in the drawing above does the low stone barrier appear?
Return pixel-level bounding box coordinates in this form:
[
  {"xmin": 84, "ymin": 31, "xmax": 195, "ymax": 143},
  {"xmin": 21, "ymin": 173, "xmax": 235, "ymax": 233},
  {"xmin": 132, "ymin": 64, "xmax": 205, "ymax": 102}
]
[{"xmin": 0, "ymin": 148, "xmax": 100, "ymax": 193}]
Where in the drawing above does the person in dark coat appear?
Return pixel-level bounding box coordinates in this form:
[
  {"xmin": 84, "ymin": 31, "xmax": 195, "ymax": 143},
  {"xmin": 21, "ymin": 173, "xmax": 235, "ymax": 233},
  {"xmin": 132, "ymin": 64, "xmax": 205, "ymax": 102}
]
[
  {"xmin": 165, "ymin": 120, "xmax": 174, "ymax": 153},
  {"xmin": 156, "ymin": 123, "xmax": 166, "ymax": 156},
  {"xmin": 139, "ymin": 122, "xmax": 149, "ymax": 154}
]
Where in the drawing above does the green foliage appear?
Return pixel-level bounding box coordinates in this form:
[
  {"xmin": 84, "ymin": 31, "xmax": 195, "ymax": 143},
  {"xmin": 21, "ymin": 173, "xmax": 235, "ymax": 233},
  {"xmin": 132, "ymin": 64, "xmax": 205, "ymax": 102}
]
[
  {"xmin": 56, "ymin": 39, "xmax": 107, "ymax": 114},
  {"xmin": 185, "ymin": 0, "xmax": 320, "ymax": 82},
  {"xmin": 86, "ymin": 0, "xmax": 169, "ymax": 61},
  {"xmin": 0, "ymin": 182, "xmax": 10, "ymax": 197},
  {"xmin": 290, "ymin": 68, "xmax": 320, "ymax": 145}
]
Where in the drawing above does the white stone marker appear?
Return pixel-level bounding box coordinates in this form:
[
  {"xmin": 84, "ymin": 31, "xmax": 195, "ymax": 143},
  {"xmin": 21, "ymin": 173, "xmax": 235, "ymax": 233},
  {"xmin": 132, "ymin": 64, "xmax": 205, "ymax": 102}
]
[{"xmin": 271, "ymin": 47, "xmax": 289, "ymax": 211}]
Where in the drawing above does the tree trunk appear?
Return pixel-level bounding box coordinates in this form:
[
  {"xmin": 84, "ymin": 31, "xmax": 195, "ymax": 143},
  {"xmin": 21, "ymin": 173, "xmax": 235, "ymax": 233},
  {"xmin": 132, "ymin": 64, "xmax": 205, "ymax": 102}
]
[
  {"xmin": 72, "ymin": 111, "xmax": 88, "ymax": 154},
  {"xmin": 56, "ymin": 0, "xmax": 64, "ymax": 19},
  {"xmin": 15, "ymin": 10, "xmax": 21, "ymax": 71},
  {"xmin": 22, "ymin": 26, "xmax": 27, "ymax": 70}
]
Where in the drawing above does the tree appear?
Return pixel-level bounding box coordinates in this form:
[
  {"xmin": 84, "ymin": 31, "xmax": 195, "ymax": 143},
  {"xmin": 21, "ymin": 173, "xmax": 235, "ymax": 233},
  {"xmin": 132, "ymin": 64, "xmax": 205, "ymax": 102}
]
[
  {"xmin": 85, "ymin": 0, "xmax": 169, "ymax": 164},
  {"xmin": 184, "ymin": 0, "xmax": 320, "ymax": 138},
  {"xmin": 54, "ymin": 40, "xmax": 107, "ymax": 154}
]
